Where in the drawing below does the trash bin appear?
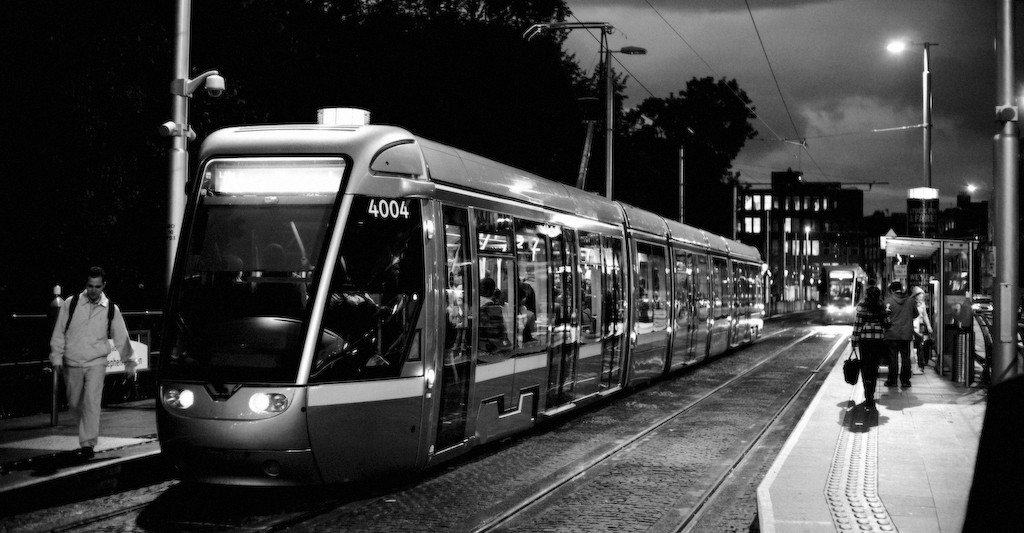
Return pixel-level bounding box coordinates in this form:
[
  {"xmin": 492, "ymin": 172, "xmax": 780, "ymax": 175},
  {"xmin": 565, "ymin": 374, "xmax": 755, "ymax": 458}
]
[{"xmin": 952, "ymin": 329, "xmax": 971, "ymax": 383}]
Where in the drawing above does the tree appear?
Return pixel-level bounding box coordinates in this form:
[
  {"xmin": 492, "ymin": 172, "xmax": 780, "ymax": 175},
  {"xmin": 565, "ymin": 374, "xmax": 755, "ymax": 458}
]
[
  {"xmin": 617, "ymin": 77, "xmax": 757, "ymax": 234},
  {"xmin": 4, "ymin": 0, "xmax": 591, "ymax": 311}
]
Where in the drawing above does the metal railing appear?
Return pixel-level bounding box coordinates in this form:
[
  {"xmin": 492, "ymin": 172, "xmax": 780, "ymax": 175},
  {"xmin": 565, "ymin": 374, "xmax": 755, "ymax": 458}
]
[{"xmin": 1, "ymin": 310, "xmax": 163, "ymax": 421}]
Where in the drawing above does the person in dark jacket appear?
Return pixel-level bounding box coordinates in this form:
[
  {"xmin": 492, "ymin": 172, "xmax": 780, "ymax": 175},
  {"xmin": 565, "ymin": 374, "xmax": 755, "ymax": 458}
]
[
  {"xmin": 883, "ymin": 281, "xmax": 915, "ymax": 387},
  {"xmin": 851, "ymin": 286, "xmax": 889, "ymax": 410}
]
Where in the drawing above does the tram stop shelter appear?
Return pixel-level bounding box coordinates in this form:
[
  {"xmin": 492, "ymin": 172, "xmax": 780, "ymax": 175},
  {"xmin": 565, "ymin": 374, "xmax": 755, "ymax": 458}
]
[{"xmin": 879, "ymin": 233, "xmax": 981, "ymax": 380}]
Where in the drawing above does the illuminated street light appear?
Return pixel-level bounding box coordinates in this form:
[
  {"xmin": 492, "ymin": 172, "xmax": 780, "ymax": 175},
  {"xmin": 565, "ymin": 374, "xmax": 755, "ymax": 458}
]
[
  {"xmin": 887, "ymin": 39, "xmax": 939, "ymax": 188},
  {"xmin": 967, "ymin": 184, "xmax": 978, "ymax": 194}
]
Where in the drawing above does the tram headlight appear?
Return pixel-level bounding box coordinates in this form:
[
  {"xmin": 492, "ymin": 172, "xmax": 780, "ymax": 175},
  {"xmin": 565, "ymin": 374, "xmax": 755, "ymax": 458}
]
[
  {"xmin": 249, "ymin": 392, "xmax": 289, "ymax": 414},
  {"xmin": 165, "ymin": 388, "xmax": 195, "ymax": 410},
  {"xmin": 827, "ymin": 305, "xmax": 839, "ymax": 314}
]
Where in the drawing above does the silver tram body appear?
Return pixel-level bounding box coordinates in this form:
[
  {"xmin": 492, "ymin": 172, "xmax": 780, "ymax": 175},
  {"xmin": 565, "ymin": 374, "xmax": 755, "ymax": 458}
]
[{"xmin": 157, "ymin": 116, "xmax": 766, "ymax": 486}]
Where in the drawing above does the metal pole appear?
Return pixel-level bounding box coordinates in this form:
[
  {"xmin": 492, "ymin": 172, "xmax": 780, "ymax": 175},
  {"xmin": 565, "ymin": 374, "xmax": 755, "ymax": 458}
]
[
  {"xmin": 604, "ymin": 29, "xmax": 614, "ymax": 200},
  {"xmin": 168, "ymin": 0, "xmax": 192, "ymax": 289},
  {"xmin": 923, "ymin": 43, "xmax": 932, "ymax": 188},
  {"xmin": 993, "ymin": 0, "xmax": 1020, "ymax": 384},
  {"xmin": 678, "ymin": 147, "xmax": 685, "ymax": 222}
]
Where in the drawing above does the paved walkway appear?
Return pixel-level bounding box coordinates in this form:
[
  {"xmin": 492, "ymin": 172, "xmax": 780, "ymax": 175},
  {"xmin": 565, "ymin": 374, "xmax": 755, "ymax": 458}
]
[
  {"xmin": 0, "ymin": 399, "xmax": 159, "ymax": 498},
  {"xmin": 758, "ymin": 348, "xmax": 986, "ymax": 532}
]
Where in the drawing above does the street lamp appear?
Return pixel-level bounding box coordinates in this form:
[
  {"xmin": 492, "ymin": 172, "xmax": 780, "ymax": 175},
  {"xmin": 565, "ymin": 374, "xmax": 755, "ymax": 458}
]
[
  {"xmin": 160, "ymin": 0, "xmax": 223, "ymax": 288},
  {"xmin": 524, "ymin": 22, "xmax": 645, "ymax": 199},
  {"xmin": 887, "ymin": 40, "xmax": 939, "ymax": 188}
]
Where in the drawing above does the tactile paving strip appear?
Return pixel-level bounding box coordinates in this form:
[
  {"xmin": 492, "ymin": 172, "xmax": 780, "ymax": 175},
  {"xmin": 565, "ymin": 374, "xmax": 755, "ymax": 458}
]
[{"xmin": 825, "ymin": 411, "xmax": 897, "ymax": 532}]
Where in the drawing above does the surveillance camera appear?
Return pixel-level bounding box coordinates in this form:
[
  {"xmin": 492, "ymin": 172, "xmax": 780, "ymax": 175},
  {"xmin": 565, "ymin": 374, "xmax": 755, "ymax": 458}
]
[
  {"xmin": 205, "ymin": 74, "xmax": 225, "ymax": 97},
  {"xmin": 159, "ymin": 121, "xmax": 178, "ymax": 137}
]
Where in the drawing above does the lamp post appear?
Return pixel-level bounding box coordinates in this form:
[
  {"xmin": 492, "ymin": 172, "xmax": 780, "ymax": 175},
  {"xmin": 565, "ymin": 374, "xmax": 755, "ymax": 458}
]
[
  {"xmin": 524, "ymin": 22, "xmax": 645, "ymax": 199},
  {"xmin": 887, "ymin": 40, "xmax": 938, "ymax": 188},
  {"xmin": 604, "ymin": 44, "xmax": 646, "ymax": 200},
  {"xmin": 804, "ymin": 225, "xmax": 811, "ymax": 301},
  {"xmin": 161, "ymin": 0, "xmax": 224, "ymax": 289}
]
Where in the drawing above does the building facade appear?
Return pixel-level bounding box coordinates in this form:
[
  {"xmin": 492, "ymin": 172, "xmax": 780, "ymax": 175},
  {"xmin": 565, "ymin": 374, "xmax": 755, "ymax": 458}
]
[{"xmin": 735, "ymin": 169, "xmax": 865, "ymax": 301}]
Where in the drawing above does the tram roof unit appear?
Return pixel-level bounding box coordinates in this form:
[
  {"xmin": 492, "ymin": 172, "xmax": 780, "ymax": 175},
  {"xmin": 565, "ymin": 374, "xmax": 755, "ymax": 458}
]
[
  {"xmin": 620, "ymin": 202, "xmax": 669, "ymax": 239},
  {"xmin": 664, "ymin": 218, "xmax": 710, "ymax": 250},
  {"xmin": 416, "ymin": 137, "xmax": 624, "ymax": 225}
]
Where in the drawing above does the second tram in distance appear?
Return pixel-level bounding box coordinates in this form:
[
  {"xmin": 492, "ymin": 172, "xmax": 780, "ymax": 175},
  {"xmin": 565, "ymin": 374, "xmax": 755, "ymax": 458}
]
[
  {"xmin": 157, "ymin": 109, "xmax": 766, "ymax": 486},
  {"xmin": 818, "ymin": 264, "xmax": 867, "ymax": 324}
]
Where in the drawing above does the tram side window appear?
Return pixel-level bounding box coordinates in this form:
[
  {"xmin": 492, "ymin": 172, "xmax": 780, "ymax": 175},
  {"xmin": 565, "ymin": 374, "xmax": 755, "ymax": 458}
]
[
  {"xmin": 674, "ymin": 247, "xmax": 694, "ymax": 321},
  {"xmin": 713, "ymin": 258, "xmax": 730, "ymax": 309},
  {"xmin": 733, "ymin": 262, "xmax": 747, "ymax": 307},
  {"xmin": 635, "ymin": 243, "xmax": 668, "ymax": 333},
  {"xmin": 515, "ymin": 220, "xmax": 550, "ymax": 352},
  {"xmin": 694, "ymin": 254, "xmax": 711, "ymax": 319},
  {"xmin": 650, "ymin": 246, "xmax": 668, "ymax": 332},
  {"xmin": 636, "ymin": 244, "xmax": 653, "ymax": 329},
  {"xmin": 311, "ymin": 197, "xmax": 425, "ymax": 383},
  {"xmin": 476, "ymin": 209, "xmax": 516, "ymax": 363},
  {"xmin": 603, "ymin": 235, "xmax": 626, "ymax": 337},
  {"xmin": 478, "ymin": 257, "xmax": 515, "ymax": 363},
  {"xmin": 579, "ymin": 231, "xmax": 603, "ymax": 340}
]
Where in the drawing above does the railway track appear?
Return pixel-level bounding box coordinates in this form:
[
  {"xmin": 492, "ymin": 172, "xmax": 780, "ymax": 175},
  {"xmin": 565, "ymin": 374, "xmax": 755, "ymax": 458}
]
[
  {"xmin": 5, "ymin": 318, "xmax": 841, "ymax": 533},
  {"xmin": 473, "ymin": 325, "xmax": 845, "ymax": 533}
]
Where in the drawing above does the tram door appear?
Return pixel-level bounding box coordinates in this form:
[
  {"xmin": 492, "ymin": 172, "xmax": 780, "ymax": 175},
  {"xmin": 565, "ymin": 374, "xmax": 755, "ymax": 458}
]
[
  {"xmin": 546, "ymin": 228, "xmax": 577, "ymax": 409},
  {"xmin": 709, "ymin": 257, "xmax": 733, "ymax": 355},
  {"xmin": 671, "ymin": 246, "xmax": 697, "ymax": 368},
  {"xmin": 692, "ymin": 254, "xmax": 712, "ymax": 359},
  {"xmin": 574, "ymin": 231, "xmax": 603, "ymax": 399},
  {"xmin": 600, "ymin": 236, "xmax": 626, "ymax": 390},
  {"xmin": 436, "ymin": 206, "xmax": 473, "ymax": 451}
]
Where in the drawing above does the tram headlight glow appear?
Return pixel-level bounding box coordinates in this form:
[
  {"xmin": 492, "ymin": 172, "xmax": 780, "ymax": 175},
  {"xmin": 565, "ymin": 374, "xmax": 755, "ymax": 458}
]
[
  {"xmin": 249, "ymin": 393, "xmax": 289, "ymax": 414},
  {"xmin": 827, "ymin": 305, "xmax": 839, "ymax": 314},
  {"xmin": 165, "ymin": 388, "xmax": 195, "ymax": 410}
]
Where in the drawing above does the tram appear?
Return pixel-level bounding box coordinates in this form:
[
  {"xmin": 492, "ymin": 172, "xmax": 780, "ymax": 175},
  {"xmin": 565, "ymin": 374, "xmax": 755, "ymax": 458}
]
[
  {"xmin": 156, "ymin": 109, "xmax": 766, "ymax": 486},
  {"xmin": 818, "ymin": 264, "xmax": 867, "ymax": 324}
]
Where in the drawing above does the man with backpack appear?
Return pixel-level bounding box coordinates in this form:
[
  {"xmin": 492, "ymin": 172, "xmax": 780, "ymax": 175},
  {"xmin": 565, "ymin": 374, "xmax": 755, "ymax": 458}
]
[
  {"xmin": 883, "ymin": 281, "xmax": 916, "ymax": 388},
  {"xmin": 49, "ymin": 266, "xmax": 136, "ymax": 460}
]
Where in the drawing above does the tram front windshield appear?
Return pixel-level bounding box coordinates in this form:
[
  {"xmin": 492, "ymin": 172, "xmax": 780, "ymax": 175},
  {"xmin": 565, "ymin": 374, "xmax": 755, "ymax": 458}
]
[
  {"xmin": 163, "ymin": 157, "xmax": 344, "ymax": 383},
  {"xmin": 827, "ymin": 272, "xmax": 855, "ymax": 305}
]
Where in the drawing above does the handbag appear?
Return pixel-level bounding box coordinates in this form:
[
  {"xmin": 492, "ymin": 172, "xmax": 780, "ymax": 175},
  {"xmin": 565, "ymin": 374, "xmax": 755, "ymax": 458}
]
[{"xmin": 843, "ymin": 348, "xmax": 861, "ymax": 385}]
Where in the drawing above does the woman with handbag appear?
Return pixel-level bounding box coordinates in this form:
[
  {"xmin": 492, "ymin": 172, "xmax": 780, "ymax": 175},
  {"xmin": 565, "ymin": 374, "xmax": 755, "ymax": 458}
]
[{"xmin": 851, "ymin": 285, "xmax": 889, "ymax": 411}]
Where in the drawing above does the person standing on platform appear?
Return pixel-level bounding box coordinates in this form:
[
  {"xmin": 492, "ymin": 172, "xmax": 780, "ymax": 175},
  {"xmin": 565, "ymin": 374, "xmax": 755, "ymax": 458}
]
[
  {"xmin": 851, "ymin": 285, "xmax": 889, "ymax": 410},
  {"xmin": 911, "ymin": 285, "xmax": 933, "ymax": 369},
  {"xmin": 49, "ymin": 267, "xmax": 136, "ymax": 460},
  {"xmin": 883, "ymin": 281, "xmax": 915, "ymax": 388}
]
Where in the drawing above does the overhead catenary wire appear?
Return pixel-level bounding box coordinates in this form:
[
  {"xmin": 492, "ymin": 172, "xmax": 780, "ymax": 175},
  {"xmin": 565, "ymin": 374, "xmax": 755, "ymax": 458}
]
[{"xmin": 643, "ymin": 0, "xmax": 787, "ymax": 143}]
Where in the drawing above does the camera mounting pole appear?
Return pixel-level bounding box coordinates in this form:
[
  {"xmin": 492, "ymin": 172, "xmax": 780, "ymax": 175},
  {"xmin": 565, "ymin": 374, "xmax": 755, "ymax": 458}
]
[{"xmin": 162, "ymin": 0, "xmax": 223, "ymax": 290}]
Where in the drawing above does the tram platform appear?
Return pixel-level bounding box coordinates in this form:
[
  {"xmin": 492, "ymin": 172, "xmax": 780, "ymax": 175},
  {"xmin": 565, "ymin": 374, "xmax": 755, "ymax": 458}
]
[
  {"xmin": 0, "ymin": 398, "xmax": 161, "ymax": 512},
  {"xmin": 757, "ymin": 346, "xmax": 987, "ymax": 533}
]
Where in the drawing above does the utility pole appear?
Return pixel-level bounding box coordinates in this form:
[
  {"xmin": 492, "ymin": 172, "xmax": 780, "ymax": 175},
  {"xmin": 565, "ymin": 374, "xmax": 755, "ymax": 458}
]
[{"xmin": 992, "ymin": 0, "xmax": 1019, "ymax": 384}]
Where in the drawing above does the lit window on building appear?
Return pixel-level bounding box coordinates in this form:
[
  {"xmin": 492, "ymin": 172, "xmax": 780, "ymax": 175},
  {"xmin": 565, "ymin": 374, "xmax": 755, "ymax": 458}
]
[
  {"xmin": 765, "ymin": 194, "xmax": 773, "ymax": 210},
  {"xmin": 753, "ymin": 195, "xmax": 762, "ymax": 211},
  {"xmin": 744, "ymin": 195, "xmax": 753, "ymax": 211},
  {"xmin": 784, "ymin": 217, "xmax": 792, "ymax": 233},
  {"xmin": 812, "ymin": 240, "xmax": 820, "ymax": 255}
]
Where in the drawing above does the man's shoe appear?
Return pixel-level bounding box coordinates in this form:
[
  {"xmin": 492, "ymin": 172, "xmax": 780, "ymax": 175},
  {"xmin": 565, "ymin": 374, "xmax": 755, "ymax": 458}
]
[
  {"xmin": 76, "ymin": 446, "xmax": 94, "ymax": 460},
  {"xmin": 884, "ymin": 381, "xmax": 896, "ymax": 387},
  {"xmin": 902, "ymin": 382, "xmax": 912, "ymax": 388}
]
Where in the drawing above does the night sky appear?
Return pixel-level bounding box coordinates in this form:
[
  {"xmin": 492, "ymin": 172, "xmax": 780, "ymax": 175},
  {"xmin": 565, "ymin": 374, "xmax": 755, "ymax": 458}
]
[{"xmin": 566, "ymin": 0, "xmax": 1016, "ymax": 215}]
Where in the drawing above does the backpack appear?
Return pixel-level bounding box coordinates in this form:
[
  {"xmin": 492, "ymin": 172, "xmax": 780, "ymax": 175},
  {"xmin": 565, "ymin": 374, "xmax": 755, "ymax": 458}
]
[{"xmin": 64, "ymin": 293, "xmax": 115, "ymax": 339}]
